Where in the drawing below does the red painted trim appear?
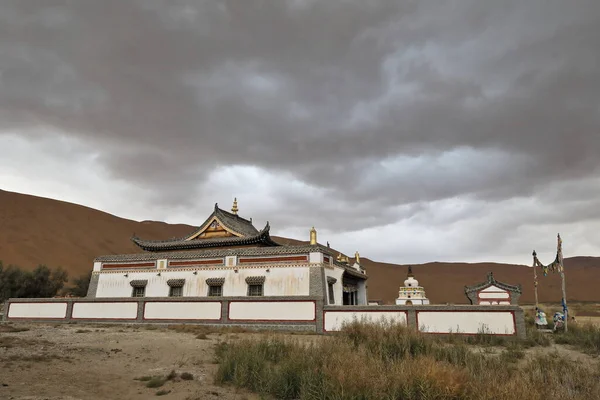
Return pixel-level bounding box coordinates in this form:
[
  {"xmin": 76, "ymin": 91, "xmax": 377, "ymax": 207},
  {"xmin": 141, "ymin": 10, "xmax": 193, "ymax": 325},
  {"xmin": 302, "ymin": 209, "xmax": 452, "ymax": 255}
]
[
  {"xmin": 322, "ymin": 309, "xmax": 409, "ymax": 333},
  {"xmin": 169, "ymin": 259, "xmax": 224, "ymax": 267},
  {"xmin": 102, "ymin": 262, "xmax": 156, "ymax": 269},
  {"xmin": 5, "ymin": 302, "xmax": 68, "ymax": 320},
  {"xmin": 238, "ymin": 255, "xmax": 308, "ymax": 264},
  {"xmin": 324, "ymin": 256, "xmax": 330, "ymax": 263},
  {"xmin": 70, "ymin": 301, "xmax": 138, "ymax": 320},
  {"xmin": 415, "ymin": 310, "xmax": 517, "ymax": 336},
  {"xmin": 142, "ymin": 300, "xmax": 222, "ymax": 321},
  {"xmin": 227, "ymin": 300, "xmax": 317, "ymax": 322}
]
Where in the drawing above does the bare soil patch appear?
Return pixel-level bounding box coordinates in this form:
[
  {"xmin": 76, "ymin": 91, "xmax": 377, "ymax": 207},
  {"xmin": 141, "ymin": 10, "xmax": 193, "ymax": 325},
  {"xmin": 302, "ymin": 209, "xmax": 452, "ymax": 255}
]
[{"xmin": 0, "ymin": 322, "xmax": 265, "ymax": 400}]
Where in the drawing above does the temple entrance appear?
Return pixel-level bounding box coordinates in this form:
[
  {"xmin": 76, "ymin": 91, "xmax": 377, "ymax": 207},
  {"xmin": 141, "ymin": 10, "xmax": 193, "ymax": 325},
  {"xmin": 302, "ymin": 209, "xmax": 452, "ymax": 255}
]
[{"xmin": 342, "ymin": 273, "xmax": 361, "ymax": 305}]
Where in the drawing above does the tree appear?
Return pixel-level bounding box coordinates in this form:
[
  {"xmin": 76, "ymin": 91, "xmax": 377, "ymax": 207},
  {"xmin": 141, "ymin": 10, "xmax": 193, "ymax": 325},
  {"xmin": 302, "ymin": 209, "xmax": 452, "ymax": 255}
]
[
  {"xmin": 0, "ymin": 261, "xmax": 28, "ymax": 301},
  {"xmin": 68, "ymin": 271, "xmax": 92, "ymax": 297},
  {"xmin": 0, "ymin": 262, "xmax": 68, "ymax": 301}
]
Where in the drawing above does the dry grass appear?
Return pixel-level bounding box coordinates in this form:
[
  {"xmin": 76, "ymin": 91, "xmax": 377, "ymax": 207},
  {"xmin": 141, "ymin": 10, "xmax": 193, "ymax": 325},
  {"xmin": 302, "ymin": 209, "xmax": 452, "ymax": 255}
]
[
  {"xmin": 554, "ymin": 322, "xmax": 600, "ymax": 355},
  {"xmin": 0, "ymin": 324, "xmax": 30, "ymax": 333},
  {"xmin": 214, "ymin": 321, "xmax": 600, "ymax": 400}
]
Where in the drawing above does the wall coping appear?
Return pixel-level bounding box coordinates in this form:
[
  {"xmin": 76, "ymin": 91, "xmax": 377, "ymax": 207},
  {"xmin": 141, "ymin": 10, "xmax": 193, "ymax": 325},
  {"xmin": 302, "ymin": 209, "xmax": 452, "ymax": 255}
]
[{"xmin": 324, "ymin": 305, "xmax": 522, "ymax": 312}]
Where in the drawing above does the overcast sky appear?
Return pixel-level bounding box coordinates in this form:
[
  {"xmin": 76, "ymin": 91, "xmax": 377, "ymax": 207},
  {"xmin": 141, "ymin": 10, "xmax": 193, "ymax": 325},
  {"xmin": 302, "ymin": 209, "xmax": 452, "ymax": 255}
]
[{"xmin": 1, "ymin": 1, "xmax": 599, "ymax": 265}]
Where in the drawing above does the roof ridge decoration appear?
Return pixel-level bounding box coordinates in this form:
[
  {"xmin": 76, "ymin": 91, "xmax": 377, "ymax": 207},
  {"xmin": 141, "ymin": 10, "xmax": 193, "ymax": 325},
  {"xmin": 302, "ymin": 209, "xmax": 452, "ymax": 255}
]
[
  {"xmin": 131, "ymin": 203, "xmax": 280, "ymax": 252},
  {"xmin": 464, "ymin": 272, "xmax": 522, "ymax": 295}
]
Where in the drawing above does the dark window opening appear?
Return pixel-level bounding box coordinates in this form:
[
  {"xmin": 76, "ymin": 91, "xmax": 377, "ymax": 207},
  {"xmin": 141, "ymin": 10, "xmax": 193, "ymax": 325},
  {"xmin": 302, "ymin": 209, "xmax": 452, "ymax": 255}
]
[
  {"xmin": 208, "ymin": 285, "xmax": 223, "ymax": 297},
  {"xmin": 328, "ymin": 283, "xmax": 335, "ymax": 304},
  {"xmin": 248, "ymin": 284, "xmax": 263, "ymax": 297}
]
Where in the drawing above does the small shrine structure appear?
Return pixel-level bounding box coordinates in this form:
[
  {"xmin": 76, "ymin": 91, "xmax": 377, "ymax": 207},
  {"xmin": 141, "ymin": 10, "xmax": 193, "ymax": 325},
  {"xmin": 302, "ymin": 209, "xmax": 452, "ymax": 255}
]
[
  {"xmin": 464, "ymin": 272, "xmax": 522, "ymax": 305},
  {"xmin": 395, "ymin": 266, "xmax": 430, "ymax": 305}
]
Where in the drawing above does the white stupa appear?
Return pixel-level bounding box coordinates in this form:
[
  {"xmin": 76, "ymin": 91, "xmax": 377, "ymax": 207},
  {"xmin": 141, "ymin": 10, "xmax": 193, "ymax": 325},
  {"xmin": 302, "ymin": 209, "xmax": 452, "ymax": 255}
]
[{"xmin": 395, "ymin": 266, "xmax": 430, "ymax": 305}]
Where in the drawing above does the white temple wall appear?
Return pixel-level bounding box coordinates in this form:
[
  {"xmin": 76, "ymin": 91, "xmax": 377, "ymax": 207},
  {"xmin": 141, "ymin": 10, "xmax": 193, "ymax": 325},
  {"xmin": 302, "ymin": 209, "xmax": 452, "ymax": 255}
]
[
  {"xmin": 8, "ymin": 302, "xmax": 68, "ymax": 319},
  {"xmin": 417, "ymin": 311, "xmax": 516, "ymax": 335},
  {"xmin": 95, "ymin": 266, "xmax": 311, "ymax": 298},
  {"xmin": 72, "ymin": 302, "xmax": 138, "ymax": 320},
  {"xmin": 228, "ymin": 301, "xmax": 316, "ymax": 321},
  {"xmin": 324, "ymin": 310, "xmax": 407, "ymax": 331},
  {"xmin": 324, "ymin": 267, "xmax": 344, "ymax": 305}
]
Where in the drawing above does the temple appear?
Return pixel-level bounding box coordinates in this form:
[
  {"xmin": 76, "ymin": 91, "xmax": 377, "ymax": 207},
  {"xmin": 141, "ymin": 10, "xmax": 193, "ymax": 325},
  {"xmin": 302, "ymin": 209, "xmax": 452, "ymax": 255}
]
[
  {"xmin": 87, "ymin": 199, "xmax": 368, "ymax": 305},
  {"xmin": 395, "ymin": 266, "xmax": 430, "ymax": 305},
  {"xmin": 464, "ymin": 272, "xmax": 522, "ymax": 305}
]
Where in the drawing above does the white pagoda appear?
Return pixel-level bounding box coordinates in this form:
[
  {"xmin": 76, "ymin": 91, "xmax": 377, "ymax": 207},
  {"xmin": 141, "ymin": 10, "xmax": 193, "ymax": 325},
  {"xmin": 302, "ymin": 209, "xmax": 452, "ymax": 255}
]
[{"xmin": 395, "ymin": 266, "xmax": 430, "ymax": 305}]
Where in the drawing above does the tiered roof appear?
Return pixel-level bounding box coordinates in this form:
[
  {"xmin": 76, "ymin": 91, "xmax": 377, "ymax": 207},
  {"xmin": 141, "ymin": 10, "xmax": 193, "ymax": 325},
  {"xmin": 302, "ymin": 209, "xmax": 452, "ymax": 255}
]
[{"xmin": 131, "ymin": 203, "xmax": 280, "ymax": 251}]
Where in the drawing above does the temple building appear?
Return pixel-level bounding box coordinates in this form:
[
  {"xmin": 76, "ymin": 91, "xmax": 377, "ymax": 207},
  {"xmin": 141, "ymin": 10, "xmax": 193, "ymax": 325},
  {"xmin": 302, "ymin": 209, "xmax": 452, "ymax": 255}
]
[
  {"xmin": 395, "ymin": 266, "xmax": 430, "ymax": 305},
  {"xmin": 464, "ymin": 272, "xmax": 521, "ymax": 305},
  {"xmin": 87, "ymin": 199, "xmax": 368, "ymax": 305}
]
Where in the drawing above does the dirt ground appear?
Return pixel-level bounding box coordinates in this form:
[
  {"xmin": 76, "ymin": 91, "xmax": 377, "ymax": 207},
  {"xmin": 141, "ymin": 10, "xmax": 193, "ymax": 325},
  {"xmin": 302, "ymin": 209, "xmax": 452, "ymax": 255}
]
[{"xmin": 0, "ymin": 322, "xmax": 268, "ymax": 400}]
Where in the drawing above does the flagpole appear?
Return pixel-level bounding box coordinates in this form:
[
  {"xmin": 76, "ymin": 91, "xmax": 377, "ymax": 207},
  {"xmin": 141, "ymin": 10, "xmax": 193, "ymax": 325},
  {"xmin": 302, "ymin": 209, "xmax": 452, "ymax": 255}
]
[
  {"xmin": 532, "ymin": 250, "xmax": 539, "ymax": 309},
  {"xmin": 558, "ymin": 234, "xmax": 567, "ymax": 333}
]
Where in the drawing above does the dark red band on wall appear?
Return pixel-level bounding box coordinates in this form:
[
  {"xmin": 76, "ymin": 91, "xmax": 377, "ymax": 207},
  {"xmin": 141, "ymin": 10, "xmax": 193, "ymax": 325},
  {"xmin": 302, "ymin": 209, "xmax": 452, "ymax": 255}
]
[
  {"xmin": 169, "ymin": 259, "xmax": 224, "ymax": 266},
  {"xmin": 102, "ymin": 262, "xmax": 156, "ymax": 269},
  {"xmin": 239, "ymin": 255, "xmax": 308, "ymax": 263}
]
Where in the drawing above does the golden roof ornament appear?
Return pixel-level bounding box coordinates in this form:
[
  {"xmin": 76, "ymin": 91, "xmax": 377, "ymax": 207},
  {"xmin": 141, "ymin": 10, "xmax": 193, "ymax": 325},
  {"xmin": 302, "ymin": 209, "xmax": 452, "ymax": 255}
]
[
  {"xmin": 336, "ymin": 253, "xmax": 342, "ymax": 261},
  {"xmin": 231, "ymin": 198, "xmax": 239, "ymax": 215},
  {"xmin": 355, "ymin": 251, "xmax": 360, "ymax": 264},
  {"xmin": 310, "ymin": 226, "xmax": 317, "ymax": 245}
]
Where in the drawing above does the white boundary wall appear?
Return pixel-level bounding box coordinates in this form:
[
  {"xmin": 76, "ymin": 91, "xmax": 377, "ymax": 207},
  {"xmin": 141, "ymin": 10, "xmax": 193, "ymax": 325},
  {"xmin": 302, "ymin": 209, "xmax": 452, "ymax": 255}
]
[
  {"xmin": 72, "ymin": 302, "xmax": 138, "ymax": 320},
  {"xmin": 324, "ymin": 311, "xmax": 408, "ymax": 332},
  {"xmin": 417, "ymin": 311, "xmax": 515, "ymax": 335},
  {"xmin": 8, "ymin": 302, "xmax": 67, "ymax": 319},
  {"xmin": 144, "ymin": 301, "xmax": 221, "ymax": 320},
  {"xmin": 229, "ymin": 301, "xmax": 315, "ymax": 321}
]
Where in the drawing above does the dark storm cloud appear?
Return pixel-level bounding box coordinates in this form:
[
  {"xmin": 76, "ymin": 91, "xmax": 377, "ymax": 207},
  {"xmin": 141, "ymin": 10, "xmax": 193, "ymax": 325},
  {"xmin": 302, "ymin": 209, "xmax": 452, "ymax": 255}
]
[{"xmin": 1, "ymin": 0, "xmax": 600, "ymax": 232}]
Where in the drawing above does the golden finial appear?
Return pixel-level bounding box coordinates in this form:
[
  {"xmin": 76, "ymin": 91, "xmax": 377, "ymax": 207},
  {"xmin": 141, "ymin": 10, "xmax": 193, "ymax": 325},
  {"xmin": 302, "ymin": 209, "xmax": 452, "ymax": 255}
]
[
  {"xmin": 310, "ymin": 226, "xmax": 317, "ymax": 245},
  {"xmin": 355, "ymin": 251, "xmax": 360, "ymax": 264},
  {"xmin": 231, "ymin": 198, "xmax": 239, "ymax": 215},
  {"xmin": 336, "ymin": 253, "xmax": 342, "ymax": 261}
]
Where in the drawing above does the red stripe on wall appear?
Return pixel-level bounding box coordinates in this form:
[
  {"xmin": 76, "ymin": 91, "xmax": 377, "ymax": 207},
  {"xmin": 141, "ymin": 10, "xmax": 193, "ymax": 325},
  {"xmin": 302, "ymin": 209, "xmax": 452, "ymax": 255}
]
[
  {"xmin": 239, "ymin": 255, "xmax": 308, "ymax": 263},
  {"xmin": 102, "ymin": 262, "xmax": 156, "ymax": 269},
  {"xmin": 169, "ymin": 259, "xmax": 223, "ymax": 266}
]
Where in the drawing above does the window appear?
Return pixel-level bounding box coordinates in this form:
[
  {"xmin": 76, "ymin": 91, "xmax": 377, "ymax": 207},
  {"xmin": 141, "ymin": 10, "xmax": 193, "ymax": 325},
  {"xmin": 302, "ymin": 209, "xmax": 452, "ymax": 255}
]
[
  {"xmin": 208, "ymin": 285, "xmax": 223, "ymax": 297},
  {"xmin": 169, "ymin": 286, "xmax": 183, "ymax": 297},
  {"xmin": 247, "ymin": 284, "xmax": 263, "ymax": 297},
  {"xmin": 132, "ymin": 286, "xmax": 145, "ymax": 297},
  {"xmin": 328, "ymin": 283, "xmax": 335, "ymax": 304}
]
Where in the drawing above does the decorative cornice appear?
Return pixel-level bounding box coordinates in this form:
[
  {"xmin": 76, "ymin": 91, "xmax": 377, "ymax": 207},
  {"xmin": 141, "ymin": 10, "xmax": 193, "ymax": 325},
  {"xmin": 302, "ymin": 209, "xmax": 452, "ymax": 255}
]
[
  {"xmin": 129, "ymin": 280, "xmax": 148, "ymax": 288},
  {"xmin": 205, "ymin": 277, "xmax": 226, "ymax": 286},
  {"xmin": 166, "ymin": 279, "xmax": 185, "ymax": 287},
  {"xmin": 245, "ymin": 276, "xmax": 266, "ymax": 284}
]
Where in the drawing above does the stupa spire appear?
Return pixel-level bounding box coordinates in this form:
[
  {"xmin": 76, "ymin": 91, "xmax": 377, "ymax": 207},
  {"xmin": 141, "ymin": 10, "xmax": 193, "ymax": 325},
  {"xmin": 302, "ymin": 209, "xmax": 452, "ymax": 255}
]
[{"xmin": 231, "ymin": 198, "xmax": 239, "ymax": 215}]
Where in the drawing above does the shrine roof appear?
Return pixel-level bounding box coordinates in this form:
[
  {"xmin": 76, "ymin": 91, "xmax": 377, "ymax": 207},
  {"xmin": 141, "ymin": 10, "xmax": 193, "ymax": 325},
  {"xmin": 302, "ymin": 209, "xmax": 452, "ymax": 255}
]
[{"xmin": 464, "ymin": 272, "xmax": 522, "ymax": 294}]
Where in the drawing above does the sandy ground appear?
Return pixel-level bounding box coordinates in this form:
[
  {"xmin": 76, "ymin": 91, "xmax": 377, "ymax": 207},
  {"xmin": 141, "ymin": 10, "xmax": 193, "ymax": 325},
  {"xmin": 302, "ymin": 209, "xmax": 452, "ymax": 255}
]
[{"xmin": 0, "ymin": 322, "xmax": 264, "ymax": 400}]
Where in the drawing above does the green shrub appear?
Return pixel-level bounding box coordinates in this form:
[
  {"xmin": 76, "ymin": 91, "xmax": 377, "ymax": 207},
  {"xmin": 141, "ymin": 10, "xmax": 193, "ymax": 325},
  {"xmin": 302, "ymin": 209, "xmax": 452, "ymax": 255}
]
[{"xmin": 145, "ymin": 377, "xmax": 166, "ymax": 388}]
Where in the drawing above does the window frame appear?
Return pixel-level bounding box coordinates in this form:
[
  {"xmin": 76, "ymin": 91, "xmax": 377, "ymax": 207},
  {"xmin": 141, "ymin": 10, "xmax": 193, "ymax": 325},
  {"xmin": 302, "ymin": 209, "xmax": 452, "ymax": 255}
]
[
  {"xmin": 208, "ymin": 284, "xmax": 223, "ymax": 297},
  {"xmin": 247, "ymin": 284, "xmax": 263, "ymax": 297},
  {"xmin": 169, "ymin": 285, "xmax": 183, "ymax": 297},
  {"xmin": 132, "ymin": 286, "xmax": 145, "ymax": 298}
]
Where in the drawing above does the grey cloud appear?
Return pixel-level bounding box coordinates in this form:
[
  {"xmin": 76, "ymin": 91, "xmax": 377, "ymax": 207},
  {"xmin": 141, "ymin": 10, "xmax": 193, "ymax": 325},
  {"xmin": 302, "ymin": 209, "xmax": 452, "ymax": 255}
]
[{"xmin": 1, "ymin": 0, "xmax": 600, "ymax": 239}]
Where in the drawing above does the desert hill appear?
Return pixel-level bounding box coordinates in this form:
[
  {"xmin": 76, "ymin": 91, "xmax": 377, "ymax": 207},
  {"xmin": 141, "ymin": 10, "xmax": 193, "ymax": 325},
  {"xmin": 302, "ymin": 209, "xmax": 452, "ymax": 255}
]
[{"xmin": 1, "ymin": 189, "xmax": 598, "ymax": 304}]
